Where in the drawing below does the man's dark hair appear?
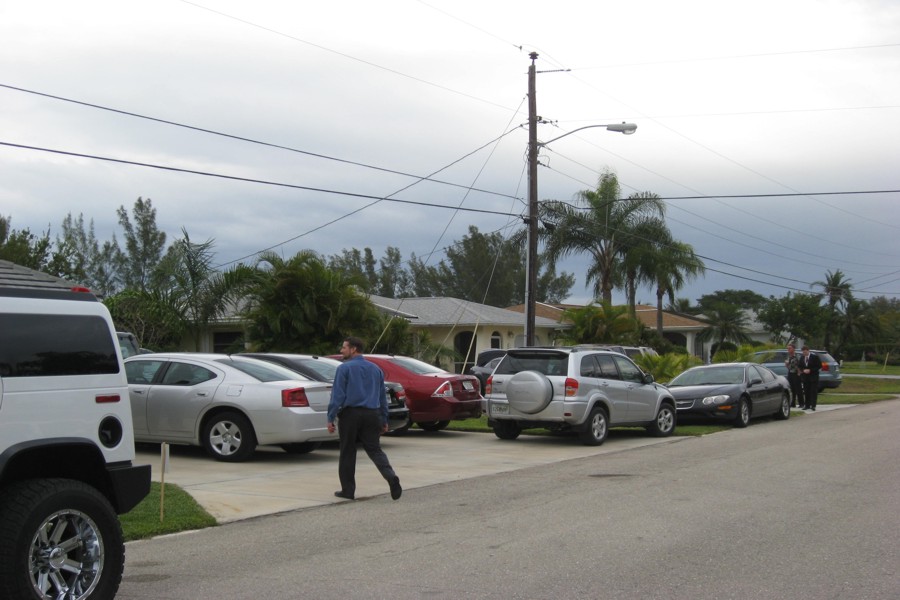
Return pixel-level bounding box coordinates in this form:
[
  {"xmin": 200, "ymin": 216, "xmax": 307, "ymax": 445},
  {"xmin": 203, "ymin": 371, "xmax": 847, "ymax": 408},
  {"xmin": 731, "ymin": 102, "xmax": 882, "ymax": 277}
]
[{"xmin": 344, "ymin": 336, "xmax": 366, "ymax": 353}]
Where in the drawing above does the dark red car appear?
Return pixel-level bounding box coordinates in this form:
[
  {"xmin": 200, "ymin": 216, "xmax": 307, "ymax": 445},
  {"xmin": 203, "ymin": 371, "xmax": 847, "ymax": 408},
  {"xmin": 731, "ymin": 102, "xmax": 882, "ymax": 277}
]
[{"xmin": 331, "ymin": 354, "xmax": 482, "ymax": 432}]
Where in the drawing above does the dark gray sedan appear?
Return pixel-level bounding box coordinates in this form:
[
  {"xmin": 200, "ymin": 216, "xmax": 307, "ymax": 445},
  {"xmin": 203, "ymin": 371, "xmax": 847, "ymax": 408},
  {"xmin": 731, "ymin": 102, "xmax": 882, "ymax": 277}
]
[{"xmin": 667, "ymin": 362, "xmax": 791, "ymax": 427}]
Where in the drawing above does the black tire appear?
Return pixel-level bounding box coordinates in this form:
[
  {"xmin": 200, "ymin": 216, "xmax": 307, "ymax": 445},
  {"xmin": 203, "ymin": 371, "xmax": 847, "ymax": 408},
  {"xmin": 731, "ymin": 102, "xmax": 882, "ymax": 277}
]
[
  {"xmin": 281, "ymin": 441, "xmax": 321, "ymax": 454},
  {"xmin": 492, "ymin": 420, "xmax": 521, "ymax": 440},
  {"xmin": 734, "ymin": 397, "xmax": 751, "ymax": 428},
  {"xmin": 646, "ymin": 403, "xmax": 676, "ymax": 437},
  {"xmin": 416, "ymin": 420, "xmax": 450, "ymax": 432},
  {"xmin": 202, "ymin": 411, "xmax": 257, "ymax": 462},
  {"xmin": 0, "ymin": 478, "xmax": 125, "ymax": 600},
  {"xmin": 579, "ymin": 406, "xmax": 609, "ymax": 446},
  {"xmin": 774, "ymin": 391, "xmax": 791, "ymax": 420},
  {"xmin": 385, "ymin": 419, "xmax": 411, "ymax": 435}
]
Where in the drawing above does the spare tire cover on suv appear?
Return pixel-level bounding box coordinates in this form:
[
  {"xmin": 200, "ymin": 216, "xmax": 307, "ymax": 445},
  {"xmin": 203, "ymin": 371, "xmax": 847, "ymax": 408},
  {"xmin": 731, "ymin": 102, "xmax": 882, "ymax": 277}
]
[{"xmin": 506, "ymin": 370, "xmax": 554, "ymax": 414}]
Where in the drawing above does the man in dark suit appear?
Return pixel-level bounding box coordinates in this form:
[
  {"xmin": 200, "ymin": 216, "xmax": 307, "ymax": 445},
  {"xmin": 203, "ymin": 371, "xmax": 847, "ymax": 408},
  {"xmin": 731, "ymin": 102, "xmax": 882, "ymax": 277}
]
[{"xmin": 799, "ymin": 345, "xmax": 822, "ymax": 411}]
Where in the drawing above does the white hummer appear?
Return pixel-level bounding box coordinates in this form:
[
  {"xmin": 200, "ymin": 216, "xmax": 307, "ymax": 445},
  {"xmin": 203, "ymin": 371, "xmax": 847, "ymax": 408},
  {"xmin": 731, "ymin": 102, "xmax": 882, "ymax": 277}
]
[{"xmin": 0, "ymin": 260, "xmax": 151, "ymax": 599}]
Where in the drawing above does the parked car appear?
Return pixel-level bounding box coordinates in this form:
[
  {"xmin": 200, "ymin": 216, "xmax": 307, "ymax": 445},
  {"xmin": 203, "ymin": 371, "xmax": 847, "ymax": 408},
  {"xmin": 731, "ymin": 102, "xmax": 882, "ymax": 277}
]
[
  {"xmin": 484, "ymin": 347, "xmax": 676, "ymax": 445},
  {"xmin": 240, "ymin": 352, "xmax": 410, "ymax": 432},
  {"xmin": 124, "ymin": 353, "xmax": 334, "ymax": 461},
  {"xmin": 469, "ymin": 355, "xmax": 505, "ymax": 394},
  {"xmin": 667, "ymin": 362, "xmax": 791, "ymax": 427},
  {"xmin": 751, "ymin": 349, "xmax": 842, "ymax": 392},
  {"xmin": 330, "ymin": 354, "xmax": 482, "ymax": 432}
]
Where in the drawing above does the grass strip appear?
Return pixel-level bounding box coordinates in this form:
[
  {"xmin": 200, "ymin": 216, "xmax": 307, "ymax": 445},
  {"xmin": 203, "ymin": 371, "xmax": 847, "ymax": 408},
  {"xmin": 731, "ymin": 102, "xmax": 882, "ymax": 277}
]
[{"xmin": 121, "ymin": 482, "xmax": 217, "ymax": 541}]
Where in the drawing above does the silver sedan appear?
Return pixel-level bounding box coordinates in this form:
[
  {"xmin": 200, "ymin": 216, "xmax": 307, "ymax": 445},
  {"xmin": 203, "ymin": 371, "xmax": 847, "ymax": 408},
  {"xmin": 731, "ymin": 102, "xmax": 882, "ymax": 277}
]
[{"xmin": 124, "ymin": 353, "xmax": 334, "ymax": 461}]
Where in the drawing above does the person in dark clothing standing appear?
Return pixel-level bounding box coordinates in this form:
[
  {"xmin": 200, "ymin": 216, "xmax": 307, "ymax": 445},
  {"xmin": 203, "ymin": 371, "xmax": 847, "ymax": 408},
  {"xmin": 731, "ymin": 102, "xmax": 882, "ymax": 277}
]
[
  {"xmin": 327, "ymin": 336, "xmax": 402, "ymax": 501},
  {"xmin": 784, "ymin": 343, "xmax": 804, "ymax": 408},
  {"xmin": 799, "ymin": 345, "xmax": 822, "ymax": 411}
]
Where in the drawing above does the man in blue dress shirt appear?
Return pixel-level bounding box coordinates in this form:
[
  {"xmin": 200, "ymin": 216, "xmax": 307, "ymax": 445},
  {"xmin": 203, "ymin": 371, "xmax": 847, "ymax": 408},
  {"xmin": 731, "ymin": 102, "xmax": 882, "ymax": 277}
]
[{"xmin": 327, "ymin": 336, "xmax": 401, "ymax": 500}]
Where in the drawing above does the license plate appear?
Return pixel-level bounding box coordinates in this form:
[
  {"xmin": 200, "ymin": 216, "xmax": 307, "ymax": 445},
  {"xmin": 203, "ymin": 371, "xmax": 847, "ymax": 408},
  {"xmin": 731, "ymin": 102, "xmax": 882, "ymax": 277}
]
[
  {"xmin": 462, "ymin": 380, "xmax": 474, "ymax": 391},
  {"xmin": 491, "ymin": 403, "xmax": 509, "ymax": 415}
]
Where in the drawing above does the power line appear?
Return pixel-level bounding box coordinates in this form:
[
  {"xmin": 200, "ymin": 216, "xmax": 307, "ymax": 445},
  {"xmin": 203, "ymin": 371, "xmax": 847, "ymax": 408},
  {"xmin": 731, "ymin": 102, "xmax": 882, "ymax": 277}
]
[
  {"xmin": 0, "ymin": 83, "xmax": 521, "ymax": 203},
  {"xmin": 0, "ymin": 141, "xmax": 519, "ymax": 218}
]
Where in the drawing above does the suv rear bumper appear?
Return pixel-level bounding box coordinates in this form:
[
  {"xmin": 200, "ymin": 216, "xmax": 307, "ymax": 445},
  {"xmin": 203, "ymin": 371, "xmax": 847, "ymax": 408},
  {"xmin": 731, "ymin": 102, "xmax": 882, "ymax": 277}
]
[{"xmin": 107, "ymin": 461, "xmax": 151, "ymax": 514}]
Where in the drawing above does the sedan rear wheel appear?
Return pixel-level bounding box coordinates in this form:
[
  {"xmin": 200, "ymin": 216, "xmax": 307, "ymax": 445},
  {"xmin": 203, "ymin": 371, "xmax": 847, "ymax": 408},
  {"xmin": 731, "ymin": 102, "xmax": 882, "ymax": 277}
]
[
  {"xmin": 734, "ymin": 398, "xmax": 751, "ymax": 428},
  {"xmin": 579, "ymin": 406, "xmax": 609, "ymax": 446},
  {"xmin": 203, "ymin": 411, "xmax": 257, "ymax": 461}
]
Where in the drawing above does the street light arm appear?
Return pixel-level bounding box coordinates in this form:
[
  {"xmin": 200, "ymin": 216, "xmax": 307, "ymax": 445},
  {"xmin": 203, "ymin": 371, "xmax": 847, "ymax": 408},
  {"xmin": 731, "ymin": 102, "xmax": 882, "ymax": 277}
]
[{"xmin": 539, "ymin": 122, "xmax": 637, "ymax": 146}]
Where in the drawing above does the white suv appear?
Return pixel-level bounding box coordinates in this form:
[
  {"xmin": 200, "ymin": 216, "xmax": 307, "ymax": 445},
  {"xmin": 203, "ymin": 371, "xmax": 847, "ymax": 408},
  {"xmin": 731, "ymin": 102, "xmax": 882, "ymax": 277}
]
[
  {"xmin": 0, "ymin": 260, "xmax": 151, "ymax": 599},
  {"xmin": 484, "ymin": 347, "xmax": 676, "ymax": 445}
]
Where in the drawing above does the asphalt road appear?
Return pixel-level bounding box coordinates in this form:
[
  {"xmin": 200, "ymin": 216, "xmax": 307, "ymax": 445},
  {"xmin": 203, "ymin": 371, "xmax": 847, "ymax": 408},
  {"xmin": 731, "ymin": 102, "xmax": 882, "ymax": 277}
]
[{"xmin": 119, "ymin": 400, "xmax": 900, "ymax": 599}]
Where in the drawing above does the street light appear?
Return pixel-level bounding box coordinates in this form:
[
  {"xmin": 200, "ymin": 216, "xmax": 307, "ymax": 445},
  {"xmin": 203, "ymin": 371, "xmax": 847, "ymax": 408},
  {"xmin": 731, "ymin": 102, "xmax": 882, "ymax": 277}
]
[{"xmin": 523, "ymin": 53, "xmax": 637, "ymax": 347}]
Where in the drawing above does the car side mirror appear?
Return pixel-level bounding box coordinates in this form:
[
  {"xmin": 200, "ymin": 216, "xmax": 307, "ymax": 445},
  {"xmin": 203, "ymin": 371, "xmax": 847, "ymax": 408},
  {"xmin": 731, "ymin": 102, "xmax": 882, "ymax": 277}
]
[
  {"xmin": 643, "ymin": 373, "xmax": 655, "ymax": 384},
  {"xmin": 749, "ymin": 378, "xmax": 762, "ymax": 387}
]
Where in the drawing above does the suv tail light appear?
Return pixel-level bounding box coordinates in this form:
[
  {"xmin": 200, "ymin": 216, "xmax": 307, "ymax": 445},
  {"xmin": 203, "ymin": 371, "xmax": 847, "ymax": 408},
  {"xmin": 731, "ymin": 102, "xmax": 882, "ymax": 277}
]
[
  {"xmin": 821, "ymin": 362, "xmax": 830, "ymax": 371},
  {"xmin": 432, "ymin": 381, "xmax": 453, "ymax": 398},
  {"xmin": 485, "ymin": 376, "xmax": 493, "ymax": 395},
  {"xmin": 95, "ymin": 394, "xmax": 121, "ymax": 404},
  {"xmin": 282, "ymin": 388, "xmax": 310, "ymax": 407},
  {"xmin": 564, "ymin": 377, "xmax": 579, "ymax": 397}
]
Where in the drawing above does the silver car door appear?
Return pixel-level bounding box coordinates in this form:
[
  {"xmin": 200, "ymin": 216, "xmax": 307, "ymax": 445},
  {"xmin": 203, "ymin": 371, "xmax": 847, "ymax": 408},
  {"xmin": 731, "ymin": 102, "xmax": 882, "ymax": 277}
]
[
  {"xmin": 147, "ymin": 361, "xmax": 221, "ymax": 439},
  {"xmin": 589, "ymin": 354, "xmax": 630, "ymax": 423},
  {"xmin": 612, "ymin": 355, "xmax": 657, "ymax": 421},
  {"xmin": 124, "ymin": 359, "xmax": 168, "ymax": 437}
]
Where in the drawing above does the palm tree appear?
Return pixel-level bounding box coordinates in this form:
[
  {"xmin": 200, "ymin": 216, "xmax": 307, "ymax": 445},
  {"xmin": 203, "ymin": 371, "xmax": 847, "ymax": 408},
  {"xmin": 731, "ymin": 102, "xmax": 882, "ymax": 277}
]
[
  {"xmin": 558, "ymin": 301, "xmax": 641, "ymax": 345},
  {"xmin": 811, "ymin": 269, "xmax": 852, "ymax": 352},
  {"xmin": 619, "ymin": 218, "xmax": 671, "ymax": 315},
  {"xmin": 697, "ymin": 302, "xmax": 751, "ymax": 358},
  {"xmin": 646, "ymin": 240, "xmax": 705, "ymax": 335},
  {"xmin": 541, "ymin": 171, "xmax": 666, "ymax": 304},
  {"xmin": 152, "ymin": 229, "xmax": 256, "ymax": 351},
  {"xmin": 243, "ymin": 250, "xmax": 381, "ymax": 354}
]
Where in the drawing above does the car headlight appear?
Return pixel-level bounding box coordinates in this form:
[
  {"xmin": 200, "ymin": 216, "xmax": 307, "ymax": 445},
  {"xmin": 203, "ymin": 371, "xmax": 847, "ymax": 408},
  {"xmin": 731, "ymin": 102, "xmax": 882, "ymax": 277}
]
[{"xmin": 702, "ymin": 395, "xmax": 730, "ymax": 405}]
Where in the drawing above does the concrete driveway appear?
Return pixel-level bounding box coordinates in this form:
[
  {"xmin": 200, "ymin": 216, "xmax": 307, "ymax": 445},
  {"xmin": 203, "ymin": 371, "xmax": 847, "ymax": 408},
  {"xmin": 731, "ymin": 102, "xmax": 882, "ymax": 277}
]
[
  {"xmin": 135, "ymin": 429, "xmax": 681, "ymax": 522},
  {"xmin": 136, "ymin": 406, "xmax": 851, "ymax": 523}
]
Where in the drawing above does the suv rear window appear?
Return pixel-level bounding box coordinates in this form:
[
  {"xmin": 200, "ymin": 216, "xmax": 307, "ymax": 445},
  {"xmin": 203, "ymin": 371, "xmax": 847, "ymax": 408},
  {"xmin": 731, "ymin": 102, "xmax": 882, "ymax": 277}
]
[
  {"xmin": 0, "ymin": 314, "xmax": 119, "ymax": 377},
  {"xmin": 495, "ymin": 352, "xmax": 569, "ymax": 376}
]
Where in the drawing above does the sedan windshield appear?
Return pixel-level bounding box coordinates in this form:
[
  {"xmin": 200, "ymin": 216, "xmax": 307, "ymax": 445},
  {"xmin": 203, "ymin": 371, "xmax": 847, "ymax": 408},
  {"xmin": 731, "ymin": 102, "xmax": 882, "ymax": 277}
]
[
  {"xmin": 388, "ymin": 356, "xmax": 448, "ymax": 375},
  {"xmin": 669, "ymin": 366, "xmax": 745, "ymax": 387},
  {"xmin": 217, "ymin": 358, "xmax": 309, "ymax": 382}
]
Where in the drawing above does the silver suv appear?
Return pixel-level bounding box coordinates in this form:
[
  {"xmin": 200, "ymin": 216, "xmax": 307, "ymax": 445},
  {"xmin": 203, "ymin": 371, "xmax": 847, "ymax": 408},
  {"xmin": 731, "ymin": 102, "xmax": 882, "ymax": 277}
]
[
  {"xmin": 0, "ymin": 260, "xmax": 150, "ymax": 599},
  {"xmin": 484, "ymin": 347, "xmax": 676, "ymax": 445}
]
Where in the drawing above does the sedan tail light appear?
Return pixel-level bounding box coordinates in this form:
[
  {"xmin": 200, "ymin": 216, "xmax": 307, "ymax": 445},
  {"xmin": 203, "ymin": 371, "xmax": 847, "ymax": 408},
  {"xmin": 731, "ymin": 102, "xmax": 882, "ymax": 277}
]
[
  {"xmin": 432, "ymin": 381, "xmax": 453, "ymax": 398},
  {"xmin": 282, "ymin": 388, "xmax": 310, "ymax": 407},
  {"xmin": 485, "ymin": 376, "xmax": 493, "ymax": 395},
  {"xmin": 564, "ymin": 378, "xmax": 579, "ymax": 397}
]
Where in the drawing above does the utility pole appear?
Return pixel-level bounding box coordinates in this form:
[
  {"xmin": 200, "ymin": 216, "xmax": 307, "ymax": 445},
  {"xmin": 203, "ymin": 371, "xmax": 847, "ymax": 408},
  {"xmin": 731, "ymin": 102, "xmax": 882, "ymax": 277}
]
[{"xmin": 525, "ymin": 52, "xmax": 539, "ymax": 347}]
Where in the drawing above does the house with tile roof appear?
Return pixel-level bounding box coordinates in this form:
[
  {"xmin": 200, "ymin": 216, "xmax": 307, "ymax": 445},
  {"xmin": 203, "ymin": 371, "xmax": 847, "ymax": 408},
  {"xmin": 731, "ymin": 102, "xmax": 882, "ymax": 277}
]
[{"xmin": 367, "ymin": 295, "xmax": 569, "ymax": 372}]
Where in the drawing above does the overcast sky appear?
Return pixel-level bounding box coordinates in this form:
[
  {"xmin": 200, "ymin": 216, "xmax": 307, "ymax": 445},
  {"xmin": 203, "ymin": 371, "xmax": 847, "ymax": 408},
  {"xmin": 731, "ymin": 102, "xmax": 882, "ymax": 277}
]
[{"xmin": 2, "ymin": 0, "xmax": 898, "ymax": 306}]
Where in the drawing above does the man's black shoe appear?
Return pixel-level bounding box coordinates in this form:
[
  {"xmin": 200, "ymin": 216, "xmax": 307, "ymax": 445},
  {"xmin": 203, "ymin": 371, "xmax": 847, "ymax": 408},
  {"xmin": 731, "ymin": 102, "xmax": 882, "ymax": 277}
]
[
  {"xmin": 334, "ymin": 491, "xmax": 354, "ymax": 500},
  {"xmin": 389, "ymin": 476, "xmax": 402, "ymax": 500}
]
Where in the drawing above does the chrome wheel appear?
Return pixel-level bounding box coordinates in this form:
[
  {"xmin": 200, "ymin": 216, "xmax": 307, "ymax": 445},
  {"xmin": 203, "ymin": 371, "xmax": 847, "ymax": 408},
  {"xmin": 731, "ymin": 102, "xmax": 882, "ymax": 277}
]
[
  {"xmin": 30, "ymin": 509, "xmax": 103, "ymax": 600},
  {"xmin": 203, "ymin": 412, "xmax": 257, "ymax": 462}
]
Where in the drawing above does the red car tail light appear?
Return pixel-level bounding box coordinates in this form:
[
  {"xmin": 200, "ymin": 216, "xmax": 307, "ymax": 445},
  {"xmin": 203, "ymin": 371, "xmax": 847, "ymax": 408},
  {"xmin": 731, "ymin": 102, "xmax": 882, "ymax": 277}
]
[
  {"xmin": 432, "ymin": 381, "xmax": 453, "ymax": 398},
  {"xmin": 485, "ymin": 376, "xmax": 493, "ymax": 395},
  {"xmin": 282, "ymin": 388, "xmax": 310, "ymax": 407},
  {"xmin": 821, "ymin": 362, "xmax": 830, "ymax": 371},
  {"xmin": 95, "ymin": 394, "xmax": 120, "ymax": 404},
  {"xmin": 564, "ymin": 378, "xmax": 579, "ymax": 397}
]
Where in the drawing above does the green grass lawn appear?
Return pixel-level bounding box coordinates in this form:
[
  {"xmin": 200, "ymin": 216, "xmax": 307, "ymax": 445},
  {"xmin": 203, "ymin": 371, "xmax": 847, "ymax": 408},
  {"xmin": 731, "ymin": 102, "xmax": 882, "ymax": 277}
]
[
  {"xmin": 120, "ymin": 482, "xmax": 216, "ymax": 541},
  {"xmin": 840, "ymin": 361, "xmax": 900, "ymax": 376}
]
